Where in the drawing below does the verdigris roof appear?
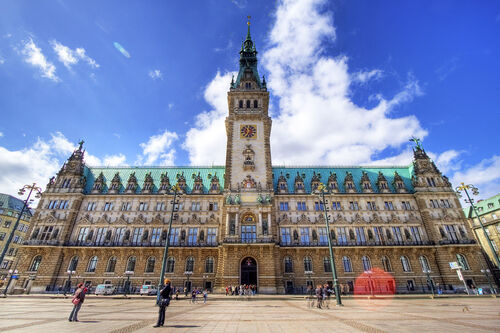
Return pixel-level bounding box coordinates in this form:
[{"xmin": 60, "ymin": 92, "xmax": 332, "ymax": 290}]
[
  {"xmin": 463, "ymin": 193, "xmax": 500, "ymax": 218},
  {"xmin": 0, "ymin": 193, "xmax": 25, "ymax": 211},
  {"xmin": 272, "ymin": 166, "xmax": 414, "ymax": 193},
  {"xmin": 83, "ymin": 166, "xmax": 225, "ymax": 194}
]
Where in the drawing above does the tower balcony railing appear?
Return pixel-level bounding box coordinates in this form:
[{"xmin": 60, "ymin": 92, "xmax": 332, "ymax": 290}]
[
  {"xmin": 223, "ymin": 237, "xmax": 276, "ymax": 244},
  {"xmin": 438, "ymin": 239, "xmax": 476, "ymax": 245},
  {"xmin": 279, "ymin": 240, "xmax": 436, "ymax": 247},
  {"xmin": 62, "ymin": 240, "xmax": 219, "ymax": 247}
]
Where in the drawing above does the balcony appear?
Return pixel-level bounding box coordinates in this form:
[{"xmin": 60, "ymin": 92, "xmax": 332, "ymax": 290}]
[
  {"xmin": 223, "ymin": 237, "xmax": 276, "ymax": 244},
  {"xmin": 438, "ymin": 239, "xmax": 476, "ymax": 245},
  {"xmin": 63, "ymin": 240, "xmax": 219, "ymax": 247},
  {"xmin": 279, "ymin": 240, "xmax": 435, "ymax": 247}
]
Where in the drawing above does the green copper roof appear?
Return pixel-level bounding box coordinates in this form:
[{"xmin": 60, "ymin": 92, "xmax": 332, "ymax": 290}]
[
  {"xmin": 83, "ymin": 166, "xmax": 225, "ymax": 194},
  {"xmin": 272, "ymin": 166, "xmax": 414, "ymax": 193},
  {"xmin": 462, "ymin": 193, "xmax": 500, "ymax": 218},
  {"xmin": 232, "ymin": 22, "xmax": 264, "ymax": 89}
]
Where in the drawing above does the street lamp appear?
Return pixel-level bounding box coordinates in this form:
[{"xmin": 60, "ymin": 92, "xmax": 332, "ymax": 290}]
[
  {"xmin": 481, "ymin": 269, "xmax": 497, "ymax": 295},
  {"xmin": 64, "ymin": 270, "xmax": 76, "ymax": 296},
  {"xmin": 456, "ymin": 183, "xmax": 500, "ymax": 268},
  {"xmin": 157, "ymin": 184, "xmax": 182, "ymax": 304},
  {"xmin": 184, "ymin": 271, "xmax": 193, "ymax": 293},
  {"xmin": 0, "ymin": 183, "xmax": 41, "ymax": 267},
  {"xmin": 124, "ymin": 270, "xmax": 133, "ymax": 297},
  {"xmin": 312, "ymin": 183, "xmax": 343, "ymax": 306},
  {"xmin": 423, "ymin": 269, "xmax": 435, "ymax": 296},
  {"xmin": 3, "ymin": 269, "xmax": 18, "ymax": 296},
  {"xmin": 364, "ymin": 270, "xmax": 374, "ymax": 297},
  {"xmin": 203, "ymin": 274, "xmax": 209, "ymax": 290}
]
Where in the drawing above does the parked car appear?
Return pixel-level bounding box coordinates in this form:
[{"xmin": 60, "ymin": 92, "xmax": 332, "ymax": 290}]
[
  {"xmin": 95, "ymin": 284, "xmax": 116, "ymax": 295},
  {"xmin": 140, "ymin": 285, "xmax": 158, "ymax": 296}
]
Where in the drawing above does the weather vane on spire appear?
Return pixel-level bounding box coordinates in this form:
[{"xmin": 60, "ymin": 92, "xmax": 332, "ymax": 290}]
[
  {"xmin": 247, "ymin": 15, "xmax": 251, "ymax": 25},
  {"xmin": 78, "ymin": 139, "xmax": 85, "ymax": 150},
  {"xmin": 409, "ymin": 137, "xmax": 423, "ymax": 150}
]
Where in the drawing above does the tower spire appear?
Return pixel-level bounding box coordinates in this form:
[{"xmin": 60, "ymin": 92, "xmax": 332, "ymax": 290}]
[{"xmin": 246, "ymin": 16, "xmax": 251, "ymax": 41}]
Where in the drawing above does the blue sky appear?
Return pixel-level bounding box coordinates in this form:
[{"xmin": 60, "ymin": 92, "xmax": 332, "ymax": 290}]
[{"xmin": 0, "ymin": 0, "xmax": 499, "ymax": 201}]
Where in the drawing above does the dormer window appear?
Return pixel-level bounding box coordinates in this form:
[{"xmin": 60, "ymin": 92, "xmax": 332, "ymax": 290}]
[
  {"xmin": 347, "ymin": 183, "xmax": 353, "ymax": 189},
  {"xmin": 245, "ymin": 82, "xmax": 252, "ymax": 89}
]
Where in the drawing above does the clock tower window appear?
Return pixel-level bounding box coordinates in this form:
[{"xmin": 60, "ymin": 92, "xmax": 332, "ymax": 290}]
[
  {"xmin": 246, "ymin": 100, "xmax": 251, "ymax": 108},
  {"xmin": 239, "ymin": 100, "xmax": 243, "ymax": 108}
]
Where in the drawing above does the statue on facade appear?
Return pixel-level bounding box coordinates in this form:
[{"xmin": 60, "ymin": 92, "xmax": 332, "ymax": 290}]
[
  {"xmin": 265, "ymin": 194, "xmax": 271, "ymax": 204},
  {"xmin": 234, "ymin": 194, "xmax": 241, "ymax": 204},
  {"xmin": 225, "ymin": 195, "xmax": 232, "ymax": 205},
  {"xmin": 257, "ymin": 194, "xmax": 264, "ymax": 204}
]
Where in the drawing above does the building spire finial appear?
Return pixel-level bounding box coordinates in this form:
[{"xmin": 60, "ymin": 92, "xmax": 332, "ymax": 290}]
[{"xmin": 246, "ymin": 16, "xmax": 251, "ymax": 40}]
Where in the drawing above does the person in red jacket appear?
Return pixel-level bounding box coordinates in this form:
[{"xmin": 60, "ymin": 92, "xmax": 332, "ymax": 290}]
[{"xmin": 69, "ymin": 283, "xmax": 86, "ymax": 322}]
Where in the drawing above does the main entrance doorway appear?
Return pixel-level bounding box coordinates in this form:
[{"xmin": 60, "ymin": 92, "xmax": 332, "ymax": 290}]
[{"xmin": 240, "ymin": 257, "xmax": 257, "ymax": 285}]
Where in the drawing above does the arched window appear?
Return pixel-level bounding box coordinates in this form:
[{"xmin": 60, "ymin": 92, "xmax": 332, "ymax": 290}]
[
  {"xmin": 166, "ymin": 257, "xmax": 175, "ymax": 273},
  {"xmin": 381, "ymin": 256, "xmax": 392, "ymax": 272},
  {"xmin": 87, "ymin": 256, "xmax": 98, "ymax": 272},
  {"xmin": 323, "ymin": 257, "xmax": 332, "ymax": 272},
  {"xmin": 185, "ymin": 256, "xmax": 194, "ymax": 272},
  {"xmin": 126, "ymin": 256, "xmax": 136, "ymax": 272},
  {"xmin": 362, "ymin": 256, "xmax": 372, "ymax": 271},
  {"xmin": 106, "ymin": 257, "xmax": 117, "ymax": 273},
  {"xmin": 284, "ymin": 256, "xmax": 293, "ymax": 273},
  {"xmin": 145, "ymin": 257, "xmax": 155, "ymax": 273},
  {"xmin": 253, "ymin": 100, "xmax": 258, "ymax": 108},
  {"xmin": 68, "ymin": 256, "xmax": 79, "ymax": 271},
  {"xmin": 456, "ymin": 253, "xmax": 470, "ymax": 270},
  {"xmin": 342, "ymin": 256, "xmax": 352, "ymax": 273},
  {"xmin": 419, "ymin": 256, "xmax": 430, "ymax": 272},
  {"xmin": 401, "ymin": 256, "xmax": 411, "ymax": 272},
  {"xmin": 246, "ymin": 100, "xmax": 251, "ymax": 108},
  {"xmin": 303, "ymin": 256, "xmax": 313, "ymax": 272},
  {"xmin": 205, "ymin": 257, "xmax": 214, "ymax": 273},
  {"xmin": 29, "ymin": 255, "xmax": 42, "ymax": 272},
  {"xmin": 239, "ymin": 100, "xmax": 243, "ymax": 108}
]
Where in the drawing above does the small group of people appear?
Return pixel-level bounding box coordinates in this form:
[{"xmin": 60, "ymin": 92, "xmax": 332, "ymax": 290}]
[
  {"xmin": 189, "ymin": 287, "xmax": 209, "ymax": 304},
  {"xmin": 306, "ymin": 284, "xmax": 333, "ymax": 309},
  {"xmin": 225, "ymin": 284, "xmax": 257, "ymax": 296}
]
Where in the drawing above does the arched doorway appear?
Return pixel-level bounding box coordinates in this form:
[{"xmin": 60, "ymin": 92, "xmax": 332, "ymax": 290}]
[{"xmin": 240, "ymin": 257, "xmax": 257, "ymax": 285}]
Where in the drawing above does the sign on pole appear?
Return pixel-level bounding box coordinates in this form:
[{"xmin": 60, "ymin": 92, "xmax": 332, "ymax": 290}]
[
  {"xmin": 449, "ymin": 262, "xmax": 460, "ymax": 270},
  {"xmin": 456, "ymin": 269, "xmax": 464, "ymax": 281}
]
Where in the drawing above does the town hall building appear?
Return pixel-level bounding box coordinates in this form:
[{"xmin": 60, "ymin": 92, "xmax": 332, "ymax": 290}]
[{"xmin": 14, "ymin": 23, "xmax": 490, "ymax": 295}]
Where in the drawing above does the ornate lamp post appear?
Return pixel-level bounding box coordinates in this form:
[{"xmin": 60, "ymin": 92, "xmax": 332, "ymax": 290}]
[
  {"xmin": 124, "ymin": 270, "xmax": 133, "ymax": 297},
  {"xmin": 184, "ymin": 271, "xmax": 193, "ymax": 292},
  {"xmin": 3, "ymin": 268, "xmax": 18, "ymax": 296},
  {"xmin": 312, "ymin": 183, "xmax": 343, "ymax": 306},
  {"xmin": 0, "ymin": 183, "xmax": 41, "ymax": 267},
  {"xmin": 481, "ymin": 269, "xmax": 496, "ymax": 295},
  {"xmin": 64, "ymin": 270, "xmax": 76, "ymax": 296},
  {"xmin": 456, "ymin": 183, "xmax": 500, "ymax": 267},
  {"xmin": 157, "ymin": 184, "xmax": 182, "ymax": 303},
  {"xmin": 423, "ymin": 268, "xmax": 435, "ymax": 296}
]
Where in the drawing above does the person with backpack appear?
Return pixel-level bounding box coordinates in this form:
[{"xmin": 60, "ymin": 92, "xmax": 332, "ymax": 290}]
[
  {"xmin": 68, "ymin": 283, "xmax": 86, "ymax": 322},
  {"xmin": 153, "ymin": 278, "xmax": 172, "ymax": 328}
]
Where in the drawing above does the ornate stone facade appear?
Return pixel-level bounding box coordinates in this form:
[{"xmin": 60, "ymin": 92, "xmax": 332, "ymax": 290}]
[{"xmin": 14, "ymin": 24, "xmax": 490, "ymax": 295}]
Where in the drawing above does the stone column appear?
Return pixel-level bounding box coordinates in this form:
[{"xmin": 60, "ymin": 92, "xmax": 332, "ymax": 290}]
[
  {"xmin": 226, "ymin": 213, "xmax": 230, "ymax": 236},
  {"xmin": 267, "ymin": 212, "xmax": 271, "ymax": 236},
  {"xmin": 258, "ymin": 212, "xmax": 263, "ymax": 236},
  {"xmin": 235, "ymin": 213, "xmax": 239, "ymax": 238}
]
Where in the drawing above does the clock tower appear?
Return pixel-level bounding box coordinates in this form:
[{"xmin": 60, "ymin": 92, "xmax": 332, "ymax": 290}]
[{"xmin": 224, "ymin": 20, "xmax": 272, "ymax": 192}]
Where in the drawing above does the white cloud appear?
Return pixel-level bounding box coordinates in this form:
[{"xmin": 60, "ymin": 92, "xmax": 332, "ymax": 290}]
[
  {"xmin": 451, "ymin": 155, "xmax": 500, "ymax": 202},
  {"xmin": 138, "ymin": 130, "xmax": 179, "ymax": 165},
  {"xmin": 0, "ymin": 132, "xmax": 3, "ymax": 137},
  {"xmin": 21, "ymin": 39, "xmax": 59, "ymax": 81},
  {"xmin": 103, "ymin": 154, "xmax": 127, "ymax": 166},
  {"xmin": 432, "ymin": 149, "xmax": 462, "ymax": 175},
  {"xmin": 0, "ymin": 55, "xmax": 4, "ymax": 64},
  {"xmin": 168, "ymin": 103, "xmax": 174, "ymax": 110},
  {"xmin": 184, "ymin": 0, "xmax": 427, "ymax": 166},
  {"xmin": 51, "ymin": 40, "xmax": 99, "ymax": 69},
  {"xmin": 149, "ymin": 69, "xmax": 163, "ymax": 80},
  {"xmin": 183, "ymin": 71, "xmax": 234, "ymax": 165}
]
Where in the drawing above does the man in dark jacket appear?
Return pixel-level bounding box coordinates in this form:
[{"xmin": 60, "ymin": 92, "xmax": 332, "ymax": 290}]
[{"xmin": 154, "ymin": 279, "xmax": 172, "ymax": 328}]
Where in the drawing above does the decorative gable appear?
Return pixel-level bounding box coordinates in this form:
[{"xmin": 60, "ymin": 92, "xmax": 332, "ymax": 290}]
[
  {"xmin": 191, "ymin": 172, "xmax": 204, "ymax": 194},
  {"xmin": 277, "ymin": 173, "xmax": 288, "ymax": 194},
  {"xmin": 209, "ymin": 173, "xmax": 221, "ymax": 194},
  {"xmin": 376, "ymin": 172, "xmax": 390, "ymax": 193},
  {"xmin": 91, "ymin": 172, "xmax": 105, "ymax": 194},
  {"xmin": 294, "ymin": 172, "xmax": 305, "ymax": 193},
  {"xmin": 310, "ymin": 171, "xmax": 321, "ymax": 192},
  {"xmin": 344, "ymin": 171, "xmax": 356, "ymax": 193},
  {"xmin": 158, "ymin": 173, "xmax": 171, "ymax": 194},
  {"xmin": 327, "ymin": 172, "xmax": 339, "ymax": 193},
  {"xmin": 142, "ymin": 172, "xmax": 154, "ymax": 194},
  {"xmin": 108, "ymin": 172, "xmax": 122, "ymax": 194},
  {"xmin": 360, "ymin": 171, "xmax": 373, "ymax": 193},
  {"xmin": 125, "ymin": 172, "xmax": 138, "ymax": 194},
  {"xmin": 392, "ymin": 171, "xmax": 407, "ymax": 193}
]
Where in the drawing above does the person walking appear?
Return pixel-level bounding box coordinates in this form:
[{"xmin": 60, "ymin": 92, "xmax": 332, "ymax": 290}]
[
  {"xmin": 203, "ymin": 289, "xmax": 208, "ymax": 304},
  {"xmin": 153, "ymin": 278, "xmax": 172, "ymax": 328},
  {"xmin": 191, "ymin": 289, "xmax": 197, "ymax": 304},
  {"xmin": 315, "ymin": 285, "xmax": 323, "ymax": 309},
  {"xmin": 68, "ymin": 283, "xmax": 86, "ymax": 322}
]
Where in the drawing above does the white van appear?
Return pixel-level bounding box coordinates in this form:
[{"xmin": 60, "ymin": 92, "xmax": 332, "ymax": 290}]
[
  {"xmin": 95, "ymin": 284, "xmax": 116, "ymax": 295},
  {"xmin": 140, "ymin": 285, "xmax": 158, "ymax": 296}
]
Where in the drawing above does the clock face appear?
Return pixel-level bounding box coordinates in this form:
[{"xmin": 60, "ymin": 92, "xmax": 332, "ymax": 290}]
[{"xmin": 240, "ymin": 124, "xmax": 257, "ymax": 139}]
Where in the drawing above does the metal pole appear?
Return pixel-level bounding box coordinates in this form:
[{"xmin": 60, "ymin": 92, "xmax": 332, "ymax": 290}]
[
  {"xmin": 321, "ymin": 190, "xmax": 343, "ymax": 306},
  {"xmin": 157, "ymin": 187, "xmax": 180, "ymax": 303},
  {"xmin": 483, "ymin": 270, "xmax": 496, "ymax": 295},
  {"xmin": 463, "ymin": 188, "xmax": 500, "ymax": 267},
  {"xmin": 426, "ymin": 271, "xmax": 435, "ymax": 296},
  {"xmin": 0, "ymin": 186, "xmax": 34, "ymax": 266}
]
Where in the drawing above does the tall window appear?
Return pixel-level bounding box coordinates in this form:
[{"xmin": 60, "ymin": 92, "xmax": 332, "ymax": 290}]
[
  {"xmin": 145, "ymin": 257, "xmax": 155, "ymax": 273},
  {"xmin": 314, "ymin": 202, "xmax": 324, "ymax": 211},
  {"xmin": 205, "ymin": 257, "xmax": 214, "ymax": 273},
  {"xmin": 362, "ymin": 256, "xmax": 372, "ymax": 271},
  {"xmin": 323, "ymin": 257, "xmax": 332, "ymax": 272},
  {"xmin": 419, "ymin": 256, "xmax": 430, "ymax": 272},
  {"xmin": 318, "ymin": 228, "xmax": 328, "ymax": 245},
  {"xmin": 68, "ymin": 256, "xmax": 79, "ymax": 271},
  {"xmin": 187, "ymin": 228, "xmax": 198, "ymax": 245},
  {"xmin": 132, "ymin": 228, "xmax": 144, "ymax": 245},
  {"xmin": 392, "ymin": 227, "xmax": 404, "ymax": 243},
  {"xmin": 40, "ymin": 226, "xmax": 54, "ymax": 241},
  {"xmin": 151, "ymin": 228, "xmax": 162, "ymax": 245},
  {"xmin": 284, "ymin": 256, "xmax": 293, "ymax": 273},
  {"xmin": 381, "ymin": 256, "xmax": 392, "ymax": 272},
  {"xmin": 87, "ymin": 256, "xmax": 98, "ymax": 272},
  {"xmin": 29, "ymin": 256, "xmax": 42, "ymax": 272},
  {"xmin": 281, "ymin": 228, "xmax": 291, "ymax": 245},
  {"xmin": 300, "ymin": 228, "xmax": 310, "ymax": 245},
  {"xmin": 331, "ymin": 202, "xmax": 341, "ymax": 210},
  {"xmin": 185, "ymin": 256, "xmax": 194, "ymax": 272},
  {"xmin": 349, "ymin": 201, "xmax": 359, "ymax": 210},
  {"xmin": 106, "ymin": 257, "xmax": 117, "ymax": 273},
  {"xmin": 297, "ymin": 202, "xmax": 307, "ymax": 211},
  {"xmin": 303, "ymin": 257, "xmax": 313, "ymax": 272},
  {"xmin": 279, "ymin": 202, "xmax": 289, "ymax": 211},
  {"xmin": 445, "ymin": 225, "xmax": 458, "ymax": 241},
  {"xmin": 373, "ymin": 227, "xmax": 384, "ymax": 244},
  {"xmin": 342, "ymin": 256, "xmax": 352, "ymax": 272},
  {"xmin": 114, "ymin": 227, "xmax": 125, "ymax": 244},
  {"xmin": 456, "ymin": 253, "xmax": 470, "ymax": 270},
  {"xmin": 401, "ymin": 256, "xmax": 411, "ymax": 272},
  {"xmin": 206, "ymin": 228, "xmax": 217, "ymax": 245},
  {"xmin": 355, "ymin": 227, "xmax": 366, "ymax": 244},
  {"xmin": 166, "ymin": 257, "xmax": 175, "ymax": 273},
  {"xmin": 367, "ymin": 201, "xmax": 377, "ymax": 211},
  {"xmin": 103, "ymin": 202, "xmax": 113, "ymax": 211},
  {"xmin": 410, "ymin": 227, "xmax": 422, "ymax": 243},
  {"xmin": 170, "ymin": 228, "xmax": 180, "ymax": 245},
  {"xmin": 337, "ymin": 227, "xmax": 348, "ymax": 245},
  {"xmin": 95, "ymin": 227, "xmax": 107, "ymax": 245},
  {"xmin": 241, "ymin": 225, "xmax": 256, "ymax": 243},
  {"xmin": 156, "ymin": 202, "xmax": 166, "ymax": 211},
  {"xmin": 384, "ymin": 201, "xmax": 395, "ymax": 210},
  {"xmin": 126, "ymin": 256, "xmax": 136, "ymax": 272}
]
